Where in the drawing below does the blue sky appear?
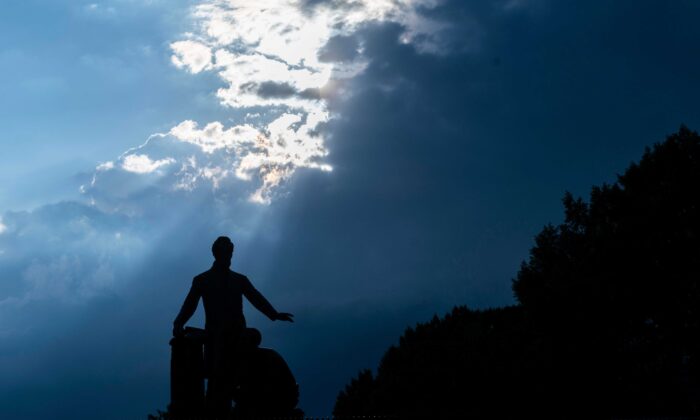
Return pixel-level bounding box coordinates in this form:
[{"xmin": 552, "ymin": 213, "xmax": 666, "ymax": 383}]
[{"xmin": 1, "ymin": 0, "xmax": 700, "ymax": 418}]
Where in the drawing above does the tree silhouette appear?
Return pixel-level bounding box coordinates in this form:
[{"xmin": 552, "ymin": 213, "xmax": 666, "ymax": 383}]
[{"xmin": 335, "ymin": 126, "xmax": 700, "ymax": 418}]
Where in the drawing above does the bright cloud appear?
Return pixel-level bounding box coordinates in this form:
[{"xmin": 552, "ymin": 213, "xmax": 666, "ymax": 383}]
[
  {"xmin": 169, "ymin": 111, "xmax": 332, "ymax": 203},
  {"xmin": 169, "ymin": 120, "xmax": 258, "ymax": 154},
  {"xmin": 0, "ymin": 219, "xmax": 6, "ymax": 235},
  {"xmin": 88, "ymin": 0, "xmax": 449, "ymax": 204},
  {"xmin": 170, "ymin": 40, "xmax": 213, "ymax": 73},
  {"xmin": 121, "ymin": 154, "xmax": 175, "ymax": 174},
  {"xmin": 96, "ymin": 161, "xmax": 115, "ymax": 171}
]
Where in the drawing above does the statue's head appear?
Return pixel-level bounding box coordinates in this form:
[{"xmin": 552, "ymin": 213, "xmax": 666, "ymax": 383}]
[{"xmin": 212, "ymin": 236, "xmax": 234, "ymax": 263}]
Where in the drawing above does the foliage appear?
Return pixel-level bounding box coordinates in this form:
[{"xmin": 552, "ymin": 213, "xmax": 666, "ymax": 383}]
[{"xmin": 334, "ymin": 126, "xmax": 700, "ymax": 417}]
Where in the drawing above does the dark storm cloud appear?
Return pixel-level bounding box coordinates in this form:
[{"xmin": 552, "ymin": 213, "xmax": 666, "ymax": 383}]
[
  {"xmin": 299, "ymin": 87, "xmax": 322, "ymax": 100},
  {"xmin": 239, "ymin": 81, "xmax": 324, "ymax": 101},
  {"xmin": 250, "ymin": 0, "xmax": 700, "ymax": 413},
  {"xmin": 241, "ymin": 81, "xmax": 298, "ymax": 99},
  {"xmin": 318, "ymin": 34, "xmax": 360, "ymax": 63}
]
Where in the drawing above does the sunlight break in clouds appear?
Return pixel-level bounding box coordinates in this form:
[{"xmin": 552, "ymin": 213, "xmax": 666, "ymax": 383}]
[{"xmin": 90, "ymin": 0, "xmax": 448, "ymax": 204}]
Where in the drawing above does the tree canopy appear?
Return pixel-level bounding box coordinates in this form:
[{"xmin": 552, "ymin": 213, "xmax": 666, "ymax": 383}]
[{"xmin": 334, "ymin": 126, "xmax": 700, "ymax": 418}]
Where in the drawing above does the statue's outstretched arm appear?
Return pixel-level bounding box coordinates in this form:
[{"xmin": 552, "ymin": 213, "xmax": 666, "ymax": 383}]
[{"xmin": 242, "ymin": 276, "xmax": 278, "ymax": 320}]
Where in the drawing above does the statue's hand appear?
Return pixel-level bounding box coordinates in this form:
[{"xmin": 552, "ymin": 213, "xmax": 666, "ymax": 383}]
[{"xmin": 275, "ymin": 312, "xmax": 294, "ymax": 322}]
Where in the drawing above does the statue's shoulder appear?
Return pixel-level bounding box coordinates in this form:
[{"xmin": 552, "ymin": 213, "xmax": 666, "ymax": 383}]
[
  {"xmin": 194, "ymin": 269, "xmax": 214, "ymax": 282},
  {"xmin": 229, "ymin": 270, "xmax": 248, "ymax": 281}
]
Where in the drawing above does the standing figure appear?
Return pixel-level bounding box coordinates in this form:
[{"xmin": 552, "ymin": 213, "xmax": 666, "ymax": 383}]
[{"xmin": 173, "ymin": 236, "xmax": 294, "ymax": 418}]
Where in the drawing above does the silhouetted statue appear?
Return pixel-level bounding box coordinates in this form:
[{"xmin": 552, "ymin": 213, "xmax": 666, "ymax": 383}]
[
  {"xmin": 233, "ymin": 328, "xmax": 302, "ymax": 418},
  {"xmin": 168, "ymin": 327, "xmax": 303, "ymax": 419},
  {"xmin": 173, "ymin": 236, "xmax": 294, "ymax": 419},
  {"xmin": 169, "ymin": 327, "xmax": 207, "ymax": 418}
]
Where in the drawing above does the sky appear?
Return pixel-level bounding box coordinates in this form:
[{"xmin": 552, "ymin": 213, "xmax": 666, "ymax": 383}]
[{"xmin": 1, "ymin": 0, "xmax": 700, "ymax": 418}]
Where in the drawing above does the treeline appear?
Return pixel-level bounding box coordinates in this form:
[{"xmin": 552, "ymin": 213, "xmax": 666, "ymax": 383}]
[{"xmin": 334, "ymin": 127, "xmax": 700, "ymax": 418}]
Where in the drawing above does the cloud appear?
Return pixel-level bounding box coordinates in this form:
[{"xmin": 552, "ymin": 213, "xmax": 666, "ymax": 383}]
[
  {"xmin": 0, "ymin": 202, "xmax": 147, "ymax": 313},
  {"xmin": 170, "ymin": 40, "xmax": 213, "ymax": 73},
  {"xmin": 84, "ymin": 110, "xmax": 331, "ymax": 203},
  {"xmin": 83, "ymin": 3, "xmax": 118, "ymax": 17},
  {"xmin": 84, "ymin": 0, "xmax": 454, "ymax": 205},
  {"xmin": 318, "ymin": 34, "xmax": 361, "ymax": 63},
  {"xmin": 21, "ymin": 254, "xmax": 116, "ymax": 302},
  {"xmin": 179, "ymin": 0, "xmax": 453, "ymax": 106},
  {"xmin": 251, "ymin": 81, "xmax": 299, "ymax": 99},
  {"xmin": 96, "ymin": 161, "xmax": 115, "ymax": 171},
  {"xmin": 121, "ymin": 154, "xmax": 175, "ymax": 174}
]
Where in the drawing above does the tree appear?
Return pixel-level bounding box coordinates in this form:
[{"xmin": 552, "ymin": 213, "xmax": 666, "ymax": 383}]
[{"xmin": 335, "ymin": 126, "xmax": 700, "ymax": 417}]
